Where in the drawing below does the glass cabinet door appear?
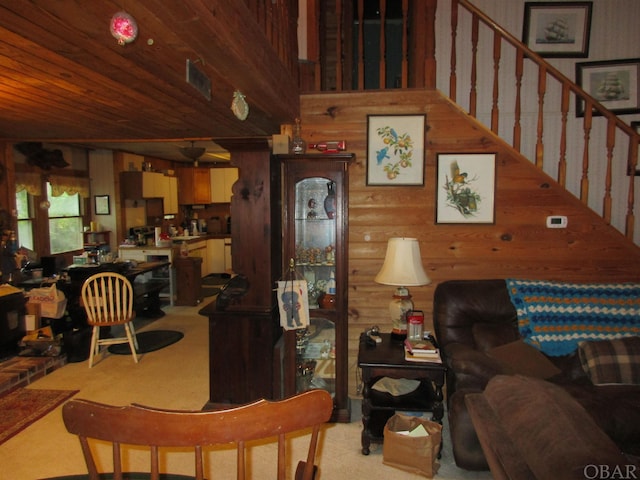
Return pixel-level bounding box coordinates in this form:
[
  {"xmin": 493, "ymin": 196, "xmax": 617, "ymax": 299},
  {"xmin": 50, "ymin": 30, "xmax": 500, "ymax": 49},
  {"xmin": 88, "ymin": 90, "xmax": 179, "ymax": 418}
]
[{"xmin": 294, "ymin": 177, "xmax": 337, "ymax": 397}]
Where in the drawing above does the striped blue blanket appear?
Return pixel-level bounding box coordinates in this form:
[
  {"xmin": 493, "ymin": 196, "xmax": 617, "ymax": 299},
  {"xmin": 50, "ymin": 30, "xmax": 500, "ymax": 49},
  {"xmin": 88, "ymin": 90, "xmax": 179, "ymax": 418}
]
[{"xmin": 505, "ymin": 279, "xmax": 640, "ymax": 356}]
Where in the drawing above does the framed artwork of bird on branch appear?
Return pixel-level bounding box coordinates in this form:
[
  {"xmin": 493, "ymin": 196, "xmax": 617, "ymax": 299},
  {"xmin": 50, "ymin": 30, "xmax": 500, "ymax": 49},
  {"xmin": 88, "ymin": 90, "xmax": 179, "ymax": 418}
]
[
  {"xmin": 366, "ymin": 114, "xmax": 425, "ymax": 186},
  {"xmin": 436, "ymin": 153, "xmax": 496, "ymax": 224}
]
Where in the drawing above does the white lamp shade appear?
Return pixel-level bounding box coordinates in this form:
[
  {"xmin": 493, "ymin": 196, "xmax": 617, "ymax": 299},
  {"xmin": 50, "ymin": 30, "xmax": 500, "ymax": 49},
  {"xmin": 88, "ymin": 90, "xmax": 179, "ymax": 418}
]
[{"xmin": 375, "ymin": 237, "xmax": 431, "ymax": 286}]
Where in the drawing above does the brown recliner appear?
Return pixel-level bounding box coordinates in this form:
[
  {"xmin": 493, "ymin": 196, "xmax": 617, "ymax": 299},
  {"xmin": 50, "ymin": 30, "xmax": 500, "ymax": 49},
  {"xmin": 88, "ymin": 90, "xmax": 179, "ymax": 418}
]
[{"xmin": 433, "ymin": 279, "xmax": 640, "ymax": 470}]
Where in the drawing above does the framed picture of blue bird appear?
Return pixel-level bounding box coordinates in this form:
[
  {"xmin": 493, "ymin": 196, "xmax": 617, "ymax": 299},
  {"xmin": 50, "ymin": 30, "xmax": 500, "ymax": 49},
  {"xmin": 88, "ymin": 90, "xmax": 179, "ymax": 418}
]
[
  {"xmin": 436, "ymin": 153, "xmax": 496, "ymax": 224},
  {"xmin": 366, "ymin": 114, "xmax": 425, "ymax": 186}
]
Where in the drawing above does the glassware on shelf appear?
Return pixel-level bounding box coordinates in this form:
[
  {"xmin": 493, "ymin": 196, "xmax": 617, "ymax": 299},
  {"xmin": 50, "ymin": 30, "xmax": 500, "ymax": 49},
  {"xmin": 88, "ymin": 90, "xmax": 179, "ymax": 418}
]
[{"xmin": 291, "ymin": 118, "xmax": 306, "ymax": 155}]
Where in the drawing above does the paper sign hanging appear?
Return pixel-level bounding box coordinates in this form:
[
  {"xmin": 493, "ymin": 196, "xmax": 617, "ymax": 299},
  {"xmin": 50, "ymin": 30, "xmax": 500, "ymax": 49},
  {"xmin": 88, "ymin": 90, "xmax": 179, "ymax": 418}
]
[{"xmin": 277, "ymin": 280, "xmax": 310, "ymax": 330}]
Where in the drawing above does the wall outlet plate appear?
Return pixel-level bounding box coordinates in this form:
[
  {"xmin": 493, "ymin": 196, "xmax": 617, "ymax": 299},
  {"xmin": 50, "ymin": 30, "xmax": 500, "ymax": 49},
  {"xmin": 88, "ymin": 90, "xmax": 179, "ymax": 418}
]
[{"xmin": 546, "ymin": 215, "xmax": 568, "ymax": 228}]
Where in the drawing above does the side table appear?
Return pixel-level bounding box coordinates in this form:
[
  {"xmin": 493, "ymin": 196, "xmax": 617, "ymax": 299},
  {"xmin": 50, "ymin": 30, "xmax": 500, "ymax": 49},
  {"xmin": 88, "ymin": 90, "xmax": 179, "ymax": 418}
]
[{"xmin": 357, "ymin": 333, "xmax": 446, "ymax": 455}]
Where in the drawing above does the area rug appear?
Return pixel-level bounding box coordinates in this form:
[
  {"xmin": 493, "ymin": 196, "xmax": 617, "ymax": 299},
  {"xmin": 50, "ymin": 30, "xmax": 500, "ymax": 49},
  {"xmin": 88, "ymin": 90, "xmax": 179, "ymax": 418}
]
[
  {"xmin": 108, "ymin": 330, "xmax": 184, "ymax": 355},
  {"xmin": 0, "ymin": 388, "xmax": 78, "ymax": 445}
]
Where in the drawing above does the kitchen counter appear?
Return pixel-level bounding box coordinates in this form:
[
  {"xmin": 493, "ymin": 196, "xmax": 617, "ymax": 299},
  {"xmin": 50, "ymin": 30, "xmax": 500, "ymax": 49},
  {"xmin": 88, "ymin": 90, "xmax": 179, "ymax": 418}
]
[
  {"xmin": 168, "ymin": 234, "xmax": 231, "ymax": 244},
  {"xmin": 120, "ymin": 233, "xmax": 231, "ymax": 249}
]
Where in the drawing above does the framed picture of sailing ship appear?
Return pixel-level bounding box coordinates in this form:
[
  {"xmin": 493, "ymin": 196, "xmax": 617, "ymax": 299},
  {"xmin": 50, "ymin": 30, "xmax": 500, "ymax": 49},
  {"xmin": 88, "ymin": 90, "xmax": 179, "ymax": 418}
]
[
  {"xmin": 576, "ymin": 58, "xmax": 640, "ymax": 117},
  {"xmin": 522, "ymin": 2, "xmax": 592, "ymax": 58}
]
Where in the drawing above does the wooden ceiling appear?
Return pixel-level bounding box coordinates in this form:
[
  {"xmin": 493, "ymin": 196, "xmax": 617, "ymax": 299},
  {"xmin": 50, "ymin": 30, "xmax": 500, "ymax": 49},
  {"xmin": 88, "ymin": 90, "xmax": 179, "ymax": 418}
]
[{"xmin": 0, "ymin": 1, "xmax": 300, "ymax": 157}]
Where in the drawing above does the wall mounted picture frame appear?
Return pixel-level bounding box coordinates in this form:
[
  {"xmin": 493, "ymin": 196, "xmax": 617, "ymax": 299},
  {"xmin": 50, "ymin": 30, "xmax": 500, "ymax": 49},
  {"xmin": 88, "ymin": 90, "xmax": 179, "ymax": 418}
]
[
  {"xmin": 576, "ymin": 58, "xmax": 640, "ymax": 117},
  {"xmin": 94, "ymin": 195, "xmax": 110, "ymax": 215},
  {"xmin": 522, "ymin": 2, "xmax": 592, "ymax": 58},
  {"xmin": 436, "ymin": 153, "xmax": 496, "ymax": 224},
  {"xmin": 366, "ymin": 114, "xmax": 425, "ymax": 186}
]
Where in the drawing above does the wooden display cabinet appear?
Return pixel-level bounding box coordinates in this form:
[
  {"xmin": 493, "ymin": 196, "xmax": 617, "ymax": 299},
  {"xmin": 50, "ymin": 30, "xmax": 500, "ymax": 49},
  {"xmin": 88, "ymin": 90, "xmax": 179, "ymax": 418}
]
[{"xmin": 279, "ymin": 153, "xmax": 354, "ymax": 422}]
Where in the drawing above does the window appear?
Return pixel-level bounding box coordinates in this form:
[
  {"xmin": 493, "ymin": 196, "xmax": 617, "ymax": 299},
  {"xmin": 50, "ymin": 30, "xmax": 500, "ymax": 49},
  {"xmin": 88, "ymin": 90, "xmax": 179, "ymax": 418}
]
[
  {"xmin": 47, "ymin": 182, "xmax": 83, "ymax": 254},
  {"xmin": 15, "ymin": 189, "xmax": 34, "ymax": 250}
]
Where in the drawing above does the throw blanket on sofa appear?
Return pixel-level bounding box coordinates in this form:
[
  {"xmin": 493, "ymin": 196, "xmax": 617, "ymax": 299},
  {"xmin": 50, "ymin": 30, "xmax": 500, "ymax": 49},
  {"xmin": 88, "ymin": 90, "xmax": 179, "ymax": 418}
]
[{"xmin": 505, "ymin": 279, "xmax": 640, "ymax": 356}]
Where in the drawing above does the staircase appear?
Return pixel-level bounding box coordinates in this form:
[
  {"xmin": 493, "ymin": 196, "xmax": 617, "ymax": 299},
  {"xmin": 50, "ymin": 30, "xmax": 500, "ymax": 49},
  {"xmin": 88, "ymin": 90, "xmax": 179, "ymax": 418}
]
[{"xmin": 302, "ymin": 0, "xmax": 640, "ymax": 245}]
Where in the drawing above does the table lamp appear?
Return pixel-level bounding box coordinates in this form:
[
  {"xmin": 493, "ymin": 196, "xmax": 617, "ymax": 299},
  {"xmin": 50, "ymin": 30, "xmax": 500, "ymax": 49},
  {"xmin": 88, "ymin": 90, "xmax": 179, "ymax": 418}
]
[{"xmin": 374, "ymin": 237, "xmax": 431, "ymax": 340}]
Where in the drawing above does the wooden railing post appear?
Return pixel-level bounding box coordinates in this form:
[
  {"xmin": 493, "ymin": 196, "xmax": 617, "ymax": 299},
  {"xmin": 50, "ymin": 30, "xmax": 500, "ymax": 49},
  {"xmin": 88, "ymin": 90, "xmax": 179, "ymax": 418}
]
[
  {"xmin": 450, "ymin": 0, "xmax": 458, "ymax": 99},
  {"xmin": 378, "ymin": 0, "xmax": 387, "ymax": 89},
  {"xmin": 425, "ymin": 0, "xmax": 437, "ymax": 89},
  {"xmin": 603, "ymin": 118, "xmax": 616, "ymax": 224},
  {"xmin": 513, "ymin": 48, "xmax": 524, "ymax": 152},
  {"xmin": 626, "ymin": 138, "xmax": 638, "ymax": 239},
  {"xmin": 580, "ymin": 106, "xmax": 593, "ymax": 204}
]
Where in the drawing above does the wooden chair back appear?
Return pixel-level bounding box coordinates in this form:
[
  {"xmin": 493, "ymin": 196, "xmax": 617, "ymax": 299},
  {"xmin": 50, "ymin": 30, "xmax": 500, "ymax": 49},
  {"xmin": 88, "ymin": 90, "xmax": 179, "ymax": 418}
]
[
  {"xmin": 81, "ymin": 272, "xmax": 135, "ymax": 326},
  {"xmin": 62, "ymin": 389, "xmax": 333, "ymax": 480}
]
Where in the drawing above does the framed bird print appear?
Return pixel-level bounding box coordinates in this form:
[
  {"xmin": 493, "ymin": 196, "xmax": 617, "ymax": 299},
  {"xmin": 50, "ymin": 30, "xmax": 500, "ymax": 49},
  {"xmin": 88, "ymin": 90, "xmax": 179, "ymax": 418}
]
[
  {"xmin": 366, "ymin": 114, "xmax": 425, "ymax": 186},
  {"xmin": 436, "ymin": 153, "xmax": 496, "ymax": 224}
]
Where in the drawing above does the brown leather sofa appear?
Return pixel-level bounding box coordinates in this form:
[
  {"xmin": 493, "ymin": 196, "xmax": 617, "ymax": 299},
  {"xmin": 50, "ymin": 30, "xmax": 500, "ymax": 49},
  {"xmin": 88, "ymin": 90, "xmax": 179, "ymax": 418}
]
[{"xmin": 433, "ymin": 279, "xmax": 640, "ymax": 471}]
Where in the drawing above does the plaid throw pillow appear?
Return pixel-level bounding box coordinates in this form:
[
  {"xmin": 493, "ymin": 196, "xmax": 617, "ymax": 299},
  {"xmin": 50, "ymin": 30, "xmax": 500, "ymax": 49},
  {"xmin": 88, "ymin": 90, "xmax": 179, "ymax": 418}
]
[{"xmin": 578, "ymin": 336, "xmax": 640, "ymax": 385}]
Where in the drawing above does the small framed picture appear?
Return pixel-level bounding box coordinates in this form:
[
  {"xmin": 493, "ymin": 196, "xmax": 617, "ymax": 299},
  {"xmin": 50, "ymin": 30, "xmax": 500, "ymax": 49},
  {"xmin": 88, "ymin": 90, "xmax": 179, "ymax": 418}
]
[
  {"xmin": 94, "ymin": 195, "xmax": 110, "ymax": 215},
  {"xmin": 522, "ymin": 2, "xmax": 592, "ymax": 58},
  {"xmin": 576, "ymin": 58, "xmax": 640, "ymax": 117},
  {"xmin": 436, "ymin": 153, "xmax": 496, "ymax": 224},
  {"xmin": 366, "ymin": 114, "xmax": 426, "ymax": 186}
]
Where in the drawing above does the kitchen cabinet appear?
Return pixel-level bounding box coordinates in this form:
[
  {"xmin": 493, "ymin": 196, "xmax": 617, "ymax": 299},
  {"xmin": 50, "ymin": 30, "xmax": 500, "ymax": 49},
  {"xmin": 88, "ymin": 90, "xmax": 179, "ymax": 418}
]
[
  {"xmin": 121, "ymin": 171, "xmax": 164, "ymax": 198},
  {"xmin": 177, "ymin": 167, "xmax": 211, "ymax": 205},
  {"xmin": 209, "ymin": 168, "xmax": 238, "ymax": 203},
  {"xmin": 207, "ymin": 239, "xmax": 225, "ymax": 276},
  {"xmin": 120, "ymin": 171, "xmax": 178, "ymax": 215},
  {"xmin": 279, "ymin": 153, "xmax": 354, "ymax": 422},
  {"xmin": 164, "ymin": 176, "xmax": 179, "ymax": 214},
  {"xmin": 206, "ymin": 238, "xmax": 232, "ymax": 275}
]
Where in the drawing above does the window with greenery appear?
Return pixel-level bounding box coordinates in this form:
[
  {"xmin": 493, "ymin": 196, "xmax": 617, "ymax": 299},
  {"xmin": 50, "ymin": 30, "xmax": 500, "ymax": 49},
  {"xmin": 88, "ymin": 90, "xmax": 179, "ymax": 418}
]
[
  {"xmin": 47, "ymin": 182, "xmax": 83, "ymax": 254},
  {"xmin": 16, "ymin": 189, "xmax": 34, "ymax": 250}
]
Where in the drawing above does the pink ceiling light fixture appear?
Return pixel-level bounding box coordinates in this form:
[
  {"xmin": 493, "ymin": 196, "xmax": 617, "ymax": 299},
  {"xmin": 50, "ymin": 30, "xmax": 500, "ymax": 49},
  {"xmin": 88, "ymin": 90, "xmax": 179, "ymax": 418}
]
[{"xmin": 110, "ymin": 12, "xmax": 138, "ymax": 46}]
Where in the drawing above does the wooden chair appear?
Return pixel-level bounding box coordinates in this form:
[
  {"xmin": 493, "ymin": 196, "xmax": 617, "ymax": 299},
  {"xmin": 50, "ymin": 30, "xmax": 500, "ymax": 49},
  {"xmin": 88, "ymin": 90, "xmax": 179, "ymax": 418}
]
[
  {"xmin": 62, "ymin": 389, "xmax": 334, "ymax": 480},
  {"xmin": 81, "ymin": 272, "xmax": 139, "ymax": 368}
]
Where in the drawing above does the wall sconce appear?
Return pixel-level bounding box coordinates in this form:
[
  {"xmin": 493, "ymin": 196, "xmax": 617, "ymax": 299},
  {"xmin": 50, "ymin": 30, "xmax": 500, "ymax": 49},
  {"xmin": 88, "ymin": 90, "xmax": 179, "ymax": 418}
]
[{"xmin": 375, "ymin": 237, "xmax": 431, "ymax": 340}]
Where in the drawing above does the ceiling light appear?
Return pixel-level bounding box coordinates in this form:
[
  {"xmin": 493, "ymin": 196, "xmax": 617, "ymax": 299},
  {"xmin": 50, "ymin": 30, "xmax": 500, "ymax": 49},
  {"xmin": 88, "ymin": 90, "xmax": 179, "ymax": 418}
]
[
  {"xmin": 179, "ymin": 142, "xmax": 206, "ymax": 166},
  {"xmin": 110, "ymin": 12, "xmax": 138, "ymax": 46}
]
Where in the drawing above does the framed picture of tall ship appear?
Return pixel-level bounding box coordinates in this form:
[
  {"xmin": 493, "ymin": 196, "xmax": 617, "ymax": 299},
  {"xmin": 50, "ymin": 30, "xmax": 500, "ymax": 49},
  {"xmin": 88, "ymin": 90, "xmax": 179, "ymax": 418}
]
[
  {"xmin": 522, "ymin": 2, "xmax": 592, "ymax": 58},
  {"xmin": 576, "ymin": 58, "xmax": 640, "ymax": 117}
]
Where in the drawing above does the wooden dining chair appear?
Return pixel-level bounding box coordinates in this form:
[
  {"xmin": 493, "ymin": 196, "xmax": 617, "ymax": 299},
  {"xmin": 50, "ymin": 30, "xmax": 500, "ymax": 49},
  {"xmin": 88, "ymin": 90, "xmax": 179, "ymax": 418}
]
[
  {"xmin": 62, "ymin": 389, "xmax": 334, "ymax": 480},
  {"xmin": 81, "ymin": 271, "xmax": 139, "ymax": 368}
]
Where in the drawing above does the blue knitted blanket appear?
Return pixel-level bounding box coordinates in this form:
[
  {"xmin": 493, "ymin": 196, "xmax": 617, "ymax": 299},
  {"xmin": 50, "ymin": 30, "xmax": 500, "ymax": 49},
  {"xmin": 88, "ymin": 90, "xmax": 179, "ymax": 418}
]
[{"xmin": 505, "ymin": 279, "xmax": 640, "ymax": 356}]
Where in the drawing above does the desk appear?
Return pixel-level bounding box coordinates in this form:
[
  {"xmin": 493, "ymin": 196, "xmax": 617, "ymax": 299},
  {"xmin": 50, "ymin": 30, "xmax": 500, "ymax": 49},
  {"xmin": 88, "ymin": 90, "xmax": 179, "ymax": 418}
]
[
  {"xmin": 358, "ymin": 333, "xmax": 446, "ymax": 455},
  {"xmin": 38, "ymin": 261, "xmax": 172, "ymax": 319}
]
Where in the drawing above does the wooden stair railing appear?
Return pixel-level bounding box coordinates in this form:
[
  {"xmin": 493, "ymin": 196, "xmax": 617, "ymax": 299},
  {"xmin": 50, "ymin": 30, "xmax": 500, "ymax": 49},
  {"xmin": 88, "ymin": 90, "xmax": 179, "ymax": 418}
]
[
  {"xmin": 304, "ymin": 0, "xmax": 640, "ymax": 243},
  {"xmin": 450, "ymin": 0, "xmax": 640, "ymax": 240}
]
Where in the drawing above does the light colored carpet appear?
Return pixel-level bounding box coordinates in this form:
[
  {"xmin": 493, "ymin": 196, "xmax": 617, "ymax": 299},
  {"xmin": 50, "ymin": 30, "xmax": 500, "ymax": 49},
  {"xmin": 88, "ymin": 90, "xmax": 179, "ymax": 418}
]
[{"xmin": 0, "ymin": 303, "xmax": 491, "ymax": 480}]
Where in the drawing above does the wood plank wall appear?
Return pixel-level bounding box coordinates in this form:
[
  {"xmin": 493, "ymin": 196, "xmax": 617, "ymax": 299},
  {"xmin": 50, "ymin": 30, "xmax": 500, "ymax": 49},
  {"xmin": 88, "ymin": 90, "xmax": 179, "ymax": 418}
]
[{"xmin": 299, "ymin": 89, "xmax": 640, "ymax": 396}]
